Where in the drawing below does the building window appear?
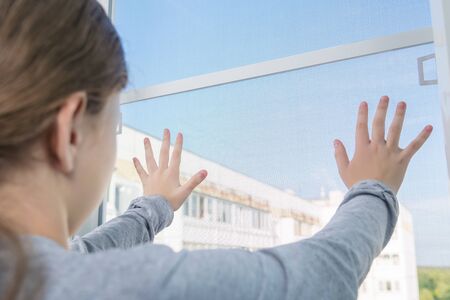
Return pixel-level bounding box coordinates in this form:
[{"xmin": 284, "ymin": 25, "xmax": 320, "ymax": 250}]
[
  {"xmin": 207, "ymin": 197, "xmax": 214, "ymax": 221},
  {"xmin": 386, "ymin": 281, "xmax": 392, "ymax": 291},
  {"xmin": 392, "ymin": 254, "xmax": 400, "ymax": 265},
  {"xmin": 183, "ymin": 194, "xmax": 199, "ymax": 218},
  {"xmin": 378, "ymin": 280, "xmax": 395, "ymax": 292},
  {"xmin": 216, "ymin": 200, "xmax": 222, "ymax": 223},
  {"xmin": 192, "ymin": 194, "xmax": 199, "ymax": 218},
  {"xmin": 378, "ymin": 253, "xmax": 401, "ymax": 265},
  {"xmin": 223, "ymin": 202, "xmax": 231, "ymax": 224},
  {"xmin": 199, "ymin": 195, "xmax": 205, "ymax": 219},
  {"xmin": 235, "ymin": 206, "xmax": 242, "ymax": 226},
  {"xmin": 183, "ymin": 197, "xmax": 190, "ymax": 216},
  {"xmin": 182, "ymin": 194, "xmax": 269, "ymax": 230}
]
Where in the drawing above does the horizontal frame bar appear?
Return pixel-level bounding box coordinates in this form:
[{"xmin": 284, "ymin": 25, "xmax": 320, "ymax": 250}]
[{"xmin": 121, "ymin": 27, "xmax": 433, "ymax": 104}]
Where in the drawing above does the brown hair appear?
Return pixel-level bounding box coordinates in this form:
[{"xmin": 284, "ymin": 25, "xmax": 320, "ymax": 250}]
[{"xmin": 0, "ymin": 0, "xmax": 128, "ymax": 299}]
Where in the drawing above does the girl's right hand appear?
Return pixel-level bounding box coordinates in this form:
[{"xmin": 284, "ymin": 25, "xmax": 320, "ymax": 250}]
[
  {"xmin": 334, "ymin": 96, "xmax": 433, "ymax": 194},
  {"xmin": 132, "ymin": 129, "xmax": 208, "ymax": 211}
]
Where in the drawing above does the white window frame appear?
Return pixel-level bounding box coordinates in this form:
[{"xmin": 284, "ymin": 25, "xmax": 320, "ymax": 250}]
[
  {"xmin": 78, "ymin": 0, "xmax": 115, "ymax": 235},
  {"xmin": 97, "ymin": 0, "xmax": 115, "ymax": 19},
  {"xmin": 430, "ymin": 0, "xmax": 450, "ymax": 186}
]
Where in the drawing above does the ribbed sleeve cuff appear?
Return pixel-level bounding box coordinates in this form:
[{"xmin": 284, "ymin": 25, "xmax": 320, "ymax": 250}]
[
  {"xmin": 340, "ymin": 180, "xmax": 399, "ymax": 247},
  {"xmin": 128, "ymin": 195, "xmax": 175, "ymax": 230}
]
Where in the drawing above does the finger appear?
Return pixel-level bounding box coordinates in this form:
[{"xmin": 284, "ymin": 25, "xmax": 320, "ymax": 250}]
[
  {"xmin": 355, "ymin": 101, "xmax": 370, "ymax": 147},
  {"xmin": 334, "ymin": 139, "xmax": 350, "ymax": 175},
  {"xmin": 133, "ymin": 157, "xmax": 148, "ymax": 180},
  {"xmin": 169, "ymin": 133, "xmax": 183, "ymax": 170},
  {"xmin": 371, "ymin": 96, "xmax": 389, "ymax": 143},
  {"xmin": 177, "ymin": 170, "xmax": 208, "ymax": 199},
  {"xmin": 386, "ymin": 102, "xmax": 406, "ymax": 148},
  {"xmin": 159, "ymin": 128, "xmax": 170, "ymax": 169},
  {"xmin": 402, "ymin": 125, "xmax": 433, "ymax": 162},
  {"xmin": 144, "ymin": 138, "xmax": 158, "ymax": 173}
]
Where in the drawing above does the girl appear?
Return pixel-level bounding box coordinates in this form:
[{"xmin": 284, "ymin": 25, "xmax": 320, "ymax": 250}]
[{"xmin": 0, "ymin": 0, "xmax": 432, "ymax": 299}]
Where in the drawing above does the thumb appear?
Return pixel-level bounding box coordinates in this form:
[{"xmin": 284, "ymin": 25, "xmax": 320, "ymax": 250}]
[
  {"xmin": 334, "ymin": 139, "xmax": 349, "ymax": 175},
  {"xmin": 177, "ymin": 170, "xmax": 208, "ymax": 199}
]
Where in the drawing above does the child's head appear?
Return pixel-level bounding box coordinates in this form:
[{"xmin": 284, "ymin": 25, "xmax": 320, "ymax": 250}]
[{"xmin": 0, "ymin": 0, "xmax": 127, "ymax": 233}]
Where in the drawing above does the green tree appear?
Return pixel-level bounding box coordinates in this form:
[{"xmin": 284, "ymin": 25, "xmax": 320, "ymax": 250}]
[
  {"xmin": 435, "ymin": 281, "xmax": 450, "ymax": 300},
  {"xmin": 419, "ymin": 288, "xmax": 433, "ymax": 300},
  {"xmin": 418, "ymin": 267, "xmax": 450, "ymax": 300},
  {"xmin": 420, "ymin": 273, "xmax": 437, "ymax": 291}
]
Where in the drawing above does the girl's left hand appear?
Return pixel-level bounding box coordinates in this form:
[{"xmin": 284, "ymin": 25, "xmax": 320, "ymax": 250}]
[{"xmin": 132, "ymin": 129, "xmax": 208, "ymax": 211}]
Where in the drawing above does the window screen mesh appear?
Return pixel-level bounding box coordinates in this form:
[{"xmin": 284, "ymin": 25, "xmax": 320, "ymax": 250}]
[{"xmin": 106, "ymin": 1, "xmax": 448, "ymax": 299}]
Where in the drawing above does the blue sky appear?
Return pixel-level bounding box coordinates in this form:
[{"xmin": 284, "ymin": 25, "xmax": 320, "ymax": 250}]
[{"xmin": 114, "ymin": 0, "xmax": 450, "ymax": 267}]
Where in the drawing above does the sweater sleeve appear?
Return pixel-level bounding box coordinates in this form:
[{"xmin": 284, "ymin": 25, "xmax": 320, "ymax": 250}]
[
  {"xmin": 53, "ymin": 180, "xmax": 398, "ymax": 300},
  {"xmin": 69, "ymin": 195, "xmax": 174, "ymax": 253}
]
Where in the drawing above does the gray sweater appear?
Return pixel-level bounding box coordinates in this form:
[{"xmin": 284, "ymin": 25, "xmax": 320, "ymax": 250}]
[{"xmin": 13, "ymin": 180, "xmax": 398, "ymax": 299}]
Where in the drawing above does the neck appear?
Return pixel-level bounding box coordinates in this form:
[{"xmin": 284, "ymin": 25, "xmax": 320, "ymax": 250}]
[{"xmin": 0, "ymin": 172, "xmax": 70, "ymax": 249}]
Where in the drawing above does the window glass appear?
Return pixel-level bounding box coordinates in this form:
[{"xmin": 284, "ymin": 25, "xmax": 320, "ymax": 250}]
[
  {"xmin": 106, "ymin": 42, "xmax": 450, "ymax": 298},
  {"xmin": 114, "ymin": 0, "xmax": 432, "ymax": 88}
]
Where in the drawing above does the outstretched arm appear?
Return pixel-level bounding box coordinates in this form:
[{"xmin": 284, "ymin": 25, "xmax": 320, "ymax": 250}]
[
  {"xmin": 157, "ymin": 180, "xmax": 398, "ymax": 299},
  {"xmin": 71, "ymin": 129, "xmax": 207, "ymax": 253},
  {"xmin": 70, "ymin": 195, "xmax": 173, "ymax": 253}
]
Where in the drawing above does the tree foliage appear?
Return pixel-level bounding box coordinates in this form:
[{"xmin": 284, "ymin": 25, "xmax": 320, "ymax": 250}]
[{"xmin": 419, "ymin": 267, "xmax": 450, "ymax": 300}]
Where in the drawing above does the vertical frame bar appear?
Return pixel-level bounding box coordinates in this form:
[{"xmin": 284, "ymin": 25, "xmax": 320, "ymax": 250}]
[
  {"xmin": 97, "ymin": 0, "xmax": 115, "ymax": 226},
  {"xmin": 96, "ymin": 0, "xmax": 110, "ymax": 13},
  {"xmin": 77, "ymin": 0, "xmax": 114, "ymax": 234},
  {"xmin": 430, "ymin": 0, "xmax": 450, "ymax": 188}
]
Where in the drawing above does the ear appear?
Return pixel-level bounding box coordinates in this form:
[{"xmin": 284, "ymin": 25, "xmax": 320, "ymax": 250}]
[{"xmin": 49, "ymin": 91, "xmax": 87, "ymax": 174}]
